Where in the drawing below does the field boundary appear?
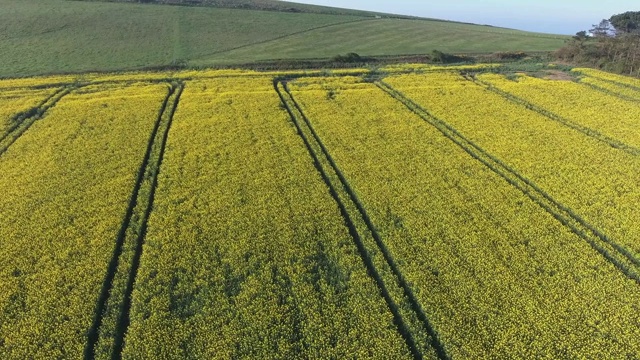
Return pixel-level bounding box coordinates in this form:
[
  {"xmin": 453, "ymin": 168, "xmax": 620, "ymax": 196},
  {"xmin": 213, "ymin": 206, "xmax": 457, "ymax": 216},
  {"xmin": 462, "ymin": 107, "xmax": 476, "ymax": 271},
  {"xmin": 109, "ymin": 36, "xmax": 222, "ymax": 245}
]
[
  {"xmin": 275, "ymin": 79, "xmax": 449, "ymax": 360},
  {"xmin": 466, "ymin": 74, "xmax": 640, "ymax": 157},
  {"xmin": 377, "ymin": 80, "xmax": 640, "ymax": 284},
  {"xmin": 85, "ymin": 82, "xmax": 184, "ymax": 360},
  {"xmin": 0, "ymin": 87, "xmax": 74, "ymax": 157}
]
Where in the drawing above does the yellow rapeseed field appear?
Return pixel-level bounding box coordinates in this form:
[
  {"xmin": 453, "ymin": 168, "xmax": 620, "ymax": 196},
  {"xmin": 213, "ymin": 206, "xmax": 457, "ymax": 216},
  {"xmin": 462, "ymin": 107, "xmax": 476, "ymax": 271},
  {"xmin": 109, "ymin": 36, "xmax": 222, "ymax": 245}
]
[
  {"xmin": 477, "ymin": 72, "xmax": 640, "ymax": 149},
  {"xmin": 0, "ymin": 65, "xmax": 639, "ymax": 359},
  {"xmin": 289, "ymin": 77, "xmax": 640, "ymax": 359},
  {"xmin": 577, "ymin": 75, "xmax": 640, "ymax": 101},
  {"xmin": 0, "ymin": 83, "xmax": 168, "ymax": 359},
  {"xmin": 0, "ymin": 87, "xmax": 60, "ymax": 136},
  {"xmin": 122, "ymin": 77, "xmax": 411, "ymax": 359},
  {"xmin": 573, "ymin": 67, "xmax": 640, "ymax": 89}
]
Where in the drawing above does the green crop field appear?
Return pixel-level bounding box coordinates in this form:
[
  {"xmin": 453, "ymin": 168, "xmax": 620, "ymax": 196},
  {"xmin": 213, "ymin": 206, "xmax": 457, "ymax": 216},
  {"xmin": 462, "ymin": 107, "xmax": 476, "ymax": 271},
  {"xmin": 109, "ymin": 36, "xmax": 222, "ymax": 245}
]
[
  {"xmin": 0, "ymin": 0, "xmax": 568, "ymax": 77},
  {"xmin": 74, "ymin": 0, "xmax": 402, "ymax": 17}
]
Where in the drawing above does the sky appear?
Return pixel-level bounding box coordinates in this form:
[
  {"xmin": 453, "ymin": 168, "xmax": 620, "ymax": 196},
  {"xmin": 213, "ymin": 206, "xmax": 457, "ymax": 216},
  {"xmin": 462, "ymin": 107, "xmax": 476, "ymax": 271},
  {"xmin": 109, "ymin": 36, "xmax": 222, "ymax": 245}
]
[{"xmin": 284, "ymin": 0, "xmax": 638, "ymax": 35}]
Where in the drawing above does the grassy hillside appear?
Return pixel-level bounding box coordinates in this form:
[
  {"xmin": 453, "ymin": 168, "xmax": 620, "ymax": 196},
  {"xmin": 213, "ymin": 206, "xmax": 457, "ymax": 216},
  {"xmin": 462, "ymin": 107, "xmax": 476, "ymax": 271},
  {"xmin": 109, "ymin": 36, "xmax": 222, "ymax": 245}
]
[
  {"xmin": 197, "ymin": 19, "xmax": 569, "ymax": 66},
  {"xmin": 74, "ymin": 0, "xmax": 407, "ymax": 17},
  {"xmin": 0, "ymin": 0, "xmax": 569, "ymax": 77}
]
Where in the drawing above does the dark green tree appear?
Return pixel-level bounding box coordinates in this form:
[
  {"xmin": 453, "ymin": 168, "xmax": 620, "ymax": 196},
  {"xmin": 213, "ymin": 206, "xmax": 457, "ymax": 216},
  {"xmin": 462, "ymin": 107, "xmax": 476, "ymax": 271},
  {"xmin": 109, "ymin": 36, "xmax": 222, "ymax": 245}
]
[
  {"xmin": 555, "ymin": 13, "xmax": 640, "ymax": 76},
  {"xmin": 573, "ymin": 31, "xmax": 589, "ymax": 41},
  {"xmin": 610, "ymin": 11, "xmax": 640, "ymax": 34}
]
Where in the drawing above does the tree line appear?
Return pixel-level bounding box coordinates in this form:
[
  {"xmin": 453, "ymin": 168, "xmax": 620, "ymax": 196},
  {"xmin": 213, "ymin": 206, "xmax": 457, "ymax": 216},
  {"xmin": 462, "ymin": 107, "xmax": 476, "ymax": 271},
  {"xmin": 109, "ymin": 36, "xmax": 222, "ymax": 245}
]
[{"xmin": 556, "ymin": 11, "xmax": 640, "ymax": 76}]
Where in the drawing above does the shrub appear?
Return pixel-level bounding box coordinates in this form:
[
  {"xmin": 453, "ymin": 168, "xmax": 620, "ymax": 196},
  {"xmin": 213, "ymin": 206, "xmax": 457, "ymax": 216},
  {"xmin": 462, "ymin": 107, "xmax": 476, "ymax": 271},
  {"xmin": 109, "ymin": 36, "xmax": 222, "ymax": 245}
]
[{"xmin": 332, "ymin": 53, "xmax": 364, "ymax": 63}]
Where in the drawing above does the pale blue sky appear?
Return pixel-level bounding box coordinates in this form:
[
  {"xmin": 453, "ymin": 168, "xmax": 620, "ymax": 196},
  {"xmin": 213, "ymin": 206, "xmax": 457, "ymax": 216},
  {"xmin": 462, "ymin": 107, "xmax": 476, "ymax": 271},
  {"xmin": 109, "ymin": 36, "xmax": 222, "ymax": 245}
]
[{"xmin": 285, "ymin": 0, "xmax": 638, "ymax": 34}]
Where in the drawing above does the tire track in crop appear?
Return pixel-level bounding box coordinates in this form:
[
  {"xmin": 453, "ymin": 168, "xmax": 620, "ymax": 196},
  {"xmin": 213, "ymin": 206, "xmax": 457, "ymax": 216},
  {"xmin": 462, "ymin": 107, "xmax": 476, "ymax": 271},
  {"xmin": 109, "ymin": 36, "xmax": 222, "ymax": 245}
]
[
  {"xmin": 577, "ymin": 79, "xmax": 640, "ymax": 103},
  {"xmin": 377, "ymin": 80, "xmax": 640, "ymax": 285},
  {"xmin": 465, "ymin": 74, "xmax": 640, "ymax": 157},
  {"xmin": 85, "ymin": 82, "xmax": 184, "ymax": 360},
  {"xmin": 0, "ymin": 87, "xmax": 73, "ymax": 157},
  {"xmin": 582, "ymin": 74, "xmax": 640, "ymax": 92},
  {"xmin": 275, "ymin": 79, "xmax": 449, "ymax": 360}
]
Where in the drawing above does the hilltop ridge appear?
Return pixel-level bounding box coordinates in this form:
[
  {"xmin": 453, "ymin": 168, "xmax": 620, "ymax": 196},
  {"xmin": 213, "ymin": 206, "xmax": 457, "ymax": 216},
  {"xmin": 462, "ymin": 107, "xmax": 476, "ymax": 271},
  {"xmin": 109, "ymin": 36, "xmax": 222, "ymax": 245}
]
[{"xmin": 72, "ymin": 0, "xmax": 418, "ymax": 18}]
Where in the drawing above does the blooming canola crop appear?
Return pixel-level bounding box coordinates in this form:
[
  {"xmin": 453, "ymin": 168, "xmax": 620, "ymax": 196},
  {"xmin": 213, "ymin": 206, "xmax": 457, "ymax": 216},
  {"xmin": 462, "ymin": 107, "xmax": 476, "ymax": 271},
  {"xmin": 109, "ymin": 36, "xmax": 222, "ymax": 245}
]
[
  {"xmin": 0, "ymin": 87, "xmax": 60, "ymax": 136},
  {"xmin": 0, "ymin": 83, "xmax": 169, "ymax": 359},
  {"xmin": 289, "ymin": 77, "xmax": 640, "ymax": 359},
  {"xmin": 1, "ymin": 66, "xmax": 639, "ymax": 359},
  {"xmin": 122, "ymin": 77, "xmax": 411, "ymax": 359},
  {"xmin": 477, "ymin": 72, "xmax": 640, "ymax": 149}
]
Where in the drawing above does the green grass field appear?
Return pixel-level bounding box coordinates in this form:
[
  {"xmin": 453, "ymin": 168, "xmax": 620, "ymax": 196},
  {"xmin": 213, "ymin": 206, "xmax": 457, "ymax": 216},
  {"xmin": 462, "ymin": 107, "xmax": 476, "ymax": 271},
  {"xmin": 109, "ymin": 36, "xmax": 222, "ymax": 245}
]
[
  {"xmin": 196, "ymin": 19, "xmax": 569, "ymax": 66},
  {"xmin": 0, "ymin": 0, "xmax": 569, "ymax": 77},
  {"xmin": 75, "ymin": 0, "xmax": 403, "ymax": 17}
]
